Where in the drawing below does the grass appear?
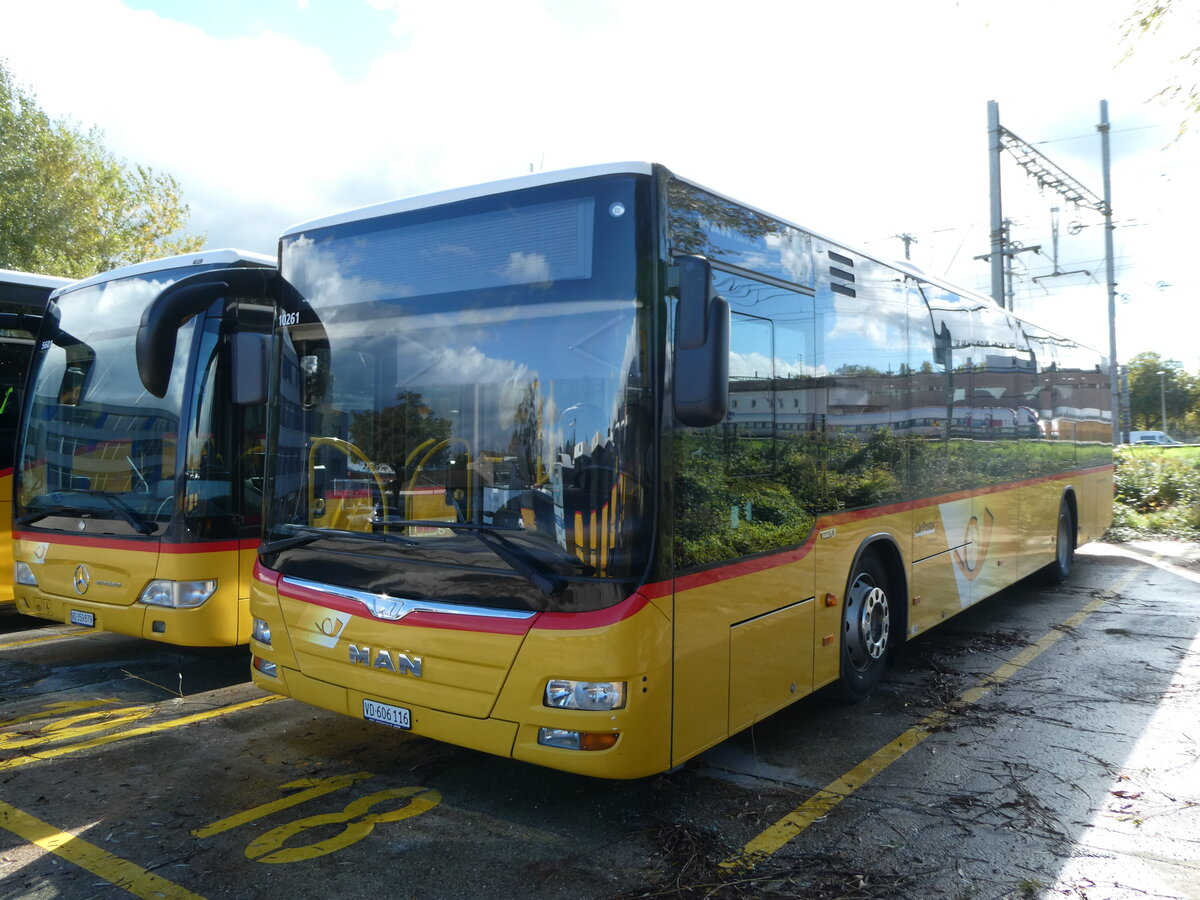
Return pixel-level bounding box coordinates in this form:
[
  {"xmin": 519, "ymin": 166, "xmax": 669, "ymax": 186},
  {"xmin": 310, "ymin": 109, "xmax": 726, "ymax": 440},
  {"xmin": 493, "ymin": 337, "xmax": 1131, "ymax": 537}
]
[{"xmin": 1107, "ymin": 445, "xmax": 1200, "ymax": 541}]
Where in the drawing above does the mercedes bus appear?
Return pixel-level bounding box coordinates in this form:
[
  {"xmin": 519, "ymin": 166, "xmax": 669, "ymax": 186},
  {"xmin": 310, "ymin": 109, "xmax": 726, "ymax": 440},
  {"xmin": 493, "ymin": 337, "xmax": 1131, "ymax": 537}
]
[
  {"xmin": 13, "ymin": 249, "xmax": 275, "ymax": 645},
  {"xmin": 137, "ymin": 164, "xmax": 1113, "ymax": 776},
  {"xmin": 1, "ymin": 269, "xmax": 74, "ymax": 606}
]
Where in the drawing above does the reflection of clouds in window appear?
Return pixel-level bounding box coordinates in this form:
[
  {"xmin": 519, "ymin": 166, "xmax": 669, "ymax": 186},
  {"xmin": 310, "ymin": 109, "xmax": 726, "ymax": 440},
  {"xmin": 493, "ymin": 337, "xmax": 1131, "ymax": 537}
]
[
  {"xmin": 501, "ymin": 252, "xmax": 550, "ymax": 284},
  {"xmin": 285, "ymin": 235, "xmax": 411, "ymax": 306},
  {"xmin": 423, "ymin": 344, "xmax": 532, "ymax": 389},
  {"xmin": 826, "ymin": 295, "xmax": 906, "ymax": 349},
  {"xmin": 730, "ymin": 350, "xmax": 812, "ymax": 380},
  {"xmin": 766, "ymin": 231, "xmax": 813, "ymax": 285},
  {"xmin": 288, "ymin": 198, "xmax": 594, "ymax": 302},
  {"xmin": 93, "ymin": 278, "xmax": 168, "ymax": 322}
]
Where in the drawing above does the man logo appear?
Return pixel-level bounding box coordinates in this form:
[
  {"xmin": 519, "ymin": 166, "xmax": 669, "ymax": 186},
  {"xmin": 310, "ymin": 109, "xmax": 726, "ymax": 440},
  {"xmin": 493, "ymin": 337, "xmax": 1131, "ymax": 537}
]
[
  {"xmin": 349, "ymin": 645, "xmax": 423, "ymax": 677},
  {"xmin": 73, "ymin": 564, "xmax": 90, "ymax": 595}
]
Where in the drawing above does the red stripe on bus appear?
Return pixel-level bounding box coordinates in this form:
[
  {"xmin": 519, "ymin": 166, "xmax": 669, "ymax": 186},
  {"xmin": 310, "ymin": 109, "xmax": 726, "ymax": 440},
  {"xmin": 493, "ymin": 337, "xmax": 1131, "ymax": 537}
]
[
  {"xmin": 532, "ymin": 591, "xmax": 652, "ymax": 630},
  {"xmin": 12, "ymin": 531, "xmax": 256, "ymax": 554},
  {"xmin": 643, "ymin": 464, "xmax": 1115, "ymax": 596},
  {"xmin": 253, "ymin": 560, "xmax": 281, "ymax": 586},
  {"xmin": 257, "ymin": 464, "xmax": 1115, "ymax": 628}
]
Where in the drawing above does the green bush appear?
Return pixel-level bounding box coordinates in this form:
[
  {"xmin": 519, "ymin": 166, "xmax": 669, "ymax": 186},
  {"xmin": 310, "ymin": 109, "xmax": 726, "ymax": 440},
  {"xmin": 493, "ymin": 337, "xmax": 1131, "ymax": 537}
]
[{"xmin": 1109, "ymin": 448, "xmax": 1200, "ymax": 540}]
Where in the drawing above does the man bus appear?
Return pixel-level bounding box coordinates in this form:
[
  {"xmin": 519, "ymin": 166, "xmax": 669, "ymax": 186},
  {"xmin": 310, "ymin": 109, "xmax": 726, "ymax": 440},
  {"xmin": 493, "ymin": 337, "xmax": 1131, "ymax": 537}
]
[
  {"xmin": 0, "ymin": 269, "xmax": 74, "ymax": 606},
  {"xmin": 138, "ymin": 164, "xmax": 1112, "ymax": 776},
  {"xmin": 13, "ymin": 249, "xmax": 275, "ymax": 645}
]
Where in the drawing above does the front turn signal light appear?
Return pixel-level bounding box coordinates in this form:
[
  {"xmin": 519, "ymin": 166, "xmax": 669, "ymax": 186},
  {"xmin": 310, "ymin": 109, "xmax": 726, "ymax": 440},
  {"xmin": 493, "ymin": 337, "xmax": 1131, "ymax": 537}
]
[{"xmin": 537, "ymin": 728, "xmax": 619, "ymax": 751}]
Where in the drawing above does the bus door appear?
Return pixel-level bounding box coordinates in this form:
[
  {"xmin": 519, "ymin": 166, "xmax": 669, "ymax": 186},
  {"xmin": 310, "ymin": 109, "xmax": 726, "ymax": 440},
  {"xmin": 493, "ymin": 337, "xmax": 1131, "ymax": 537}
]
[{"xmin": 671, "ymin": 275, "xmax": 817, "ymax": 766}]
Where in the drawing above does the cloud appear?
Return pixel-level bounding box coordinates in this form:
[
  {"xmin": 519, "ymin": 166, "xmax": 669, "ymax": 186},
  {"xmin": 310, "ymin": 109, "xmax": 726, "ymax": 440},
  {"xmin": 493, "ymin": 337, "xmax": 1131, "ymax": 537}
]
[{"xmin": 3, "ymin": 0, "xmax": 1198, "ymax": 364}]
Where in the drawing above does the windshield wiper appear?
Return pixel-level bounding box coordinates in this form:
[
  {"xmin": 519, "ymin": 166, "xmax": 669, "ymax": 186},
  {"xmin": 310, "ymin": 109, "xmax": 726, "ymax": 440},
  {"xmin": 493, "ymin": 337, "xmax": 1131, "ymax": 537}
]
[
  {"xmin": 16, "ymin": 505, "xmax": 76, "ymax": 527},
  {"xmin": 463, "ymin": 526, "xmax": 567, "ymax": 597},
  {"xmin": 18, "ymin": 491, "xmax": 157, "ymax": 535},
  {"xmin": 438, "ymin": 498, "xmax": 568, "ymax": 596},
  {"xmin": 260, "ymin": 526, "xmax": 419, "ymax": 556}
]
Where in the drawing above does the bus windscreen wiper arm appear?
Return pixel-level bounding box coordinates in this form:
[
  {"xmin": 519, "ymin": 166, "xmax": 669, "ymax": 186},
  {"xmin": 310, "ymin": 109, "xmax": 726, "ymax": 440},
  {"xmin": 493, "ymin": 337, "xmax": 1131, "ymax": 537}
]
[
  {"xmin": 15, "ymin": 505, "xmax": 76, "ymax": 527},
  {"xmin": 17, "ymin": 493, "xmax": 156, "ymax": 535},
  {"xmin": 260, "ymin": 526, "xmax": 420, "ymax": 556},
  {"xmin": 465, "ymin": 527, "xmax": 566, "ymax": 597}
]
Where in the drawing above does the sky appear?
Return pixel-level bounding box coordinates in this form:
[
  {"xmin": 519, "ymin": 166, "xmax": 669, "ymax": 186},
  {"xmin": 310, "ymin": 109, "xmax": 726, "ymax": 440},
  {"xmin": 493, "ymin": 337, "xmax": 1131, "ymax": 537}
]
[{"xmin": 3, "ymin": 0, "xmax": 1198, "ymax": 369}]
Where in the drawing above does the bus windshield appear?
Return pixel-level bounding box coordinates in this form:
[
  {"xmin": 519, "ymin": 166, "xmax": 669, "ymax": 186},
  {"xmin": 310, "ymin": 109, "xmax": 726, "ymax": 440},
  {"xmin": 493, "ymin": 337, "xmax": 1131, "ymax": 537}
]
[
  {"xmin": 267, "ymin": 175, "xmax": 654, "ymax": 605},
  {"xmin": 16, "ymin": 268, "xmax": 215, "ymax": 534}
]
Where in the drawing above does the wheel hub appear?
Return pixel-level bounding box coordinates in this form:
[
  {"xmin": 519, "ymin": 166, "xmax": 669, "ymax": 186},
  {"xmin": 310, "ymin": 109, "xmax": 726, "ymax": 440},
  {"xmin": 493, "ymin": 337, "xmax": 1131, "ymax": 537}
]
[{"xmin": 847, "ymin": 576, "xmax": 890, "ymax": 669}]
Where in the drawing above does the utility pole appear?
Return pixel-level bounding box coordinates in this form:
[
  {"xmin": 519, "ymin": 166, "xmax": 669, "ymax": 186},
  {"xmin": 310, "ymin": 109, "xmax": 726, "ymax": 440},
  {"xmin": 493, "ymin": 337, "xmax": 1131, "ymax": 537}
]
[
  {"xmin": 984, "ymin": 100, "xmax": 1120, "ymax": 444},
  {"xmin": 974, "ymin": 217, "xmax": 1039, "ymax": 309},
  {"xmin": 1099, "ymin": 100, "xmax": 1121, "ymax": 445},
  {"xmin": 988, "ymin": 101, "xmax": 1006, "ymax": 307},
  {"xmin": 1159, "ymin": 370, "xmax": 1168, "ymax": 432},
  {"xmin": 894, "ymin": 233, "xmax": 918, "ymax": 260}
]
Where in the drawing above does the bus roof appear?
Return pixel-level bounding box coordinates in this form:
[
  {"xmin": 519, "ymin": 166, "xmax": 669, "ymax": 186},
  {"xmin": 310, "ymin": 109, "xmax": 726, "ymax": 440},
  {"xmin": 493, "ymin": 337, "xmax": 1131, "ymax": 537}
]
[
  {"xmin": 283, "ymin": 162, "xmax": 656, "ymax": 237},
  {"xmin": 279, "ymin": 162, "xmax": 1103, "ymax": 360},
  {"xmin": 0, "ymin": 269, "xmax": 74, "ymax": 290},
  {"xmin": 53, "ymin": 248, "xmax": 275, "ymax": 298},
  {"xmin": 281, "ymin": 160, "xmax": 984, "ymax": 308}
]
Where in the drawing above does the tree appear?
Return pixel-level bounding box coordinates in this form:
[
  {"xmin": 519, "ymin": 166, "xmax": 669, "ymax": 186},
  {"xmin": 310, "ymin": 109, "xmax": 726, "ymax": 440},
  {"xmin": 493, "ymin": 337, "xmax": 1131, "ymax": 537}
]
[
  {"xmin": 1123, "ymin": 0, "xmax": 1200, "ymax": 140},
  {"xmin": 0, "ymin": 59, "xmax": 204, "ymax": 279},
  {"xmin": 1126, "ymin": 351, "xmax": 1196, "ymax": 433}
]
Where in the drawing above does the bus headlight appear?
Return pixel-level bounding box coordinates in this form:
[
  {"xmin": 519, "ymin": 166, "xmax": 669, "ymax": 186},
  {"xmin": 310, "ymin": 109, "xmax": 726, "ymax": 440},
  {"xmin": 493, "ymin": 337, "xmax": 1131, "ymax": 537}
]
[
  {"xmin": 544, "ymin": 679, "xmax": 626, "ymax": 711},
  {"xmin": 252, "ymin": 617, "xmax": 272, "ymax": 644},
  {"xmin": 139, "ymin": 579, "xmax": 217, "ymax": 609},
  {"xmin": 14, "ymin": 562, "xmax": 38, "ymax": 587}
]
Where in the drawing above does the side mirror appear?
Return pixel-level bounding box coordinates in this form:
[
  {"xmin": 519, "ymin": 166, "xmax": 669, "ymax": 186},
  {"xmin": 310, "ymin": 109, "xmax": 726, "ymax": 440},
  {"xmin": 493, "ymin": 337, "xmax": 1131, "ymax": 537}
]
[
  {"xmin": 232, "ymin": 332, "xmax": 270, "ymax": 405},
  {"xmin": 51, "ymin": 324, "xmax": 95, "ymax": 407},
  {"xmin": 672, "ymin": 255, "xmax": 729, "ymax": 427},
  {"xmin": 137, "ymin": 267, "xmax": 276, "ymax": 398}
]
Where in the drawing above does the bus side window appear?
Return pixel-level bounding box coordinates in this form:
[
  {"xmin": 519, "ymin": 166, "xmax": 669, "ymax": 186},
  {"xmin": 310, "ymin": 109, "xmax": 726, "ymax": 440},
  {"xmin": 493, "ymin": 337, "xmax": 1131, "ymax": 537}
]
[{"xmin": 674, "ymin": 273, "xmax": 818, "ymax": 570}]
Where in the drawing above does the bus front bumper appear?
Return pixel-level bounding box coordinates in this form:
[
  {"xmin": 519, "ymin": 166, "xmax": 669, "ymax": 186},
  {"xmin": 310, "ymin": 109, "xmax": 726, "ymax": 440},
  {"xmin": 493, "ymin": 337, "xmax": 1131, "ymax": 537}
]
[{"xmin": 12, "ymin": 587, "xmax": 244, "ymax": 646}]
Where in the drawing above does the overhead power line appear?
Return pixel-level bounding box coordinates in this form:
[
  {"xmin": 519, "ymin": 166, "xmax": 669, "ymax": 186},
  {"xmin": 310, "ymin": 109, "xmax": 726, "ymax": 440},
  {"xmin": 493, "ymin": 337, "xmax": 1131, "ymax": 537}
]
[{"xmin": 997, "ymin": 126, "xmax": 1108, "ymax": 214}]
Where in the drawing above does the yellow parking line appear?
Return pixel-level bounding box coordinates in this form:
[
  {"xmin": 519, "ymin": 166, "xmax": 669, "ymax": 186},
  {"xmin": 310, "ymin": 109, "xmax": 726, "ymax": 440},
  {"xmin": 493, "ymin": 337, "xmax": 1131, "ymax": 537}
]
[
  {"xmin": 0, "ymin": 799, "xmax": 207, "ymax": 900},
  {"xmin": 721, "ymin": 569, "xmax": 1139, "ymax": 870},
  {"xmin": 0, "ymin": 629, "xmax": 91, "ymax": 649},
  {"xmin": 0, "ymin": 694, "xmax": 283, "ymax": 772}
]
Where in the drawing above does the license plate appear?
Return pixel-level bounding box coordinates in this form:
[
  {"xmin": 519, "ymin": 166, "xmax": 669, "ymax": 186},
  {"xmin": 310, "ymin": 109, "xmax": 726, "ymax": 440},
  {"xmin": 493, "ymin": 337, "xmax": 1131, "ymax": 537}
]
[
  {"xmin": 69, "ymin": 610, "xmax": 95, "ymax": 628},
  {"xmin": 362, "ymin": 699, "xmax": 411, "ymax": 730}
]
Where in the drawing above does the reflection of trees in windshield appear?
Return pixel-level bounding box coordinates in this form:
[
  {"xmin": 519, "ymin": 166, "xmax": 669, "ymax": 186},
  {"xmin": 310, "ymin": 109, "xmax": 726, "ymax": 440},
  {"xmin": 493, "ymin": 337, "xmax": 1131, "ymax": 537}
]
[
  {"xmin": 667, "ymin": 178, "xmax": 814, "ymax": 289},
  {"xmin": 350, "ymin": 390, "xmax": 453, "ymax": 477}
]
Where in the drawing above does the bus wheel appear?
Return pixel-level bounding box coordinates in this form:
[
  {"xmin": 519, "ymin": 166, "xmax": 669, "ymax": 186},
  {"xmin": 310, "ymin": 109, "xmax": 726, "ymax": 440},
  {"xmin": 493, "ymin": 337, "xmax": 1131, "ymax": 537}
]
[
  {"xmin": 836, "ymin": 552, "xmax": 893, "ymax": 702},
  {"xmin": 1039, "ymin": 499, "xmax": 1075, "ymax": 585}
]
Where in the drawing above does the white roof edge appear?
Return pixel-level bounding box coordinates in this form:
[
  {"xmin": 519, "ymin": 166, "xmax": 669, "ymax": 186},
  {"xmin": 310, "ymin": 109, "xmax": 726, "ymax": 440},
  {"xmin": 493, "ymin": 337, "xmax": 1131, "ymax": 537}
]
[
  {"xmin": 283, "ymin": 162, "xmax": 656, "ymax": 237},
  {"xmin": 53, "ymin": 248, "xmax": 276, "ymax": 296},
  {"xmin": 0, "ymin": 269, "xmax": 74, "ymax": 289}
]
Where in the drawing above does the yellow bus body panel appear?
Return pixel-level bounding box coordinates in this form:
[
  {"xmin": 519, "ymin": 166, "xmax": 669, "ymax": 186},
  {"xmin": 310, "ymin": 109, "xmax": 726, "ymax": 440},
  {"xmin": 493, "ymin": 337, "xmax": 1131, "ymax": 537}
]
[
  {"xmin": 0, "ymin": 471, "xmax": 15, "ymax": 606},
  {"xmin": 252, "ymin": 467, "xmax": 1112, "ymax": 778},
  {"xmin": 671, "ymin": 467, "xmax": 1113, "ymax": 768},
  {"xmin": 11, "ymin": 535, "xmax": 253, "ymax": 646},
  {"xmin": 251, "ymin": 572, "xmax": 674, "ymax": 779}
]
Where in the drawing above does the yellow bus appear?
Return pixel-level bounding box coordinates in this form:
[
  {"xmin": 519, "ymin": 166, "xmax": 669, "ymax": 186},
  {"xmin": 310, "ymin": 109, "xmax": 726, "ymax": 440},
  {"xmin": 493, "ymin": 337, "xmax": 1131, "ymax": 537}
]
[
  {"xmin": 139, "ymin": 164, "xmax": 1113, "ymax": 777},
  {"xmin": 0, "ymin": 269, "xmax": 74, "ymax": 606},
  {"xmin": 12, "ymin": 249, "xmax": 275, "ymax": 645}
]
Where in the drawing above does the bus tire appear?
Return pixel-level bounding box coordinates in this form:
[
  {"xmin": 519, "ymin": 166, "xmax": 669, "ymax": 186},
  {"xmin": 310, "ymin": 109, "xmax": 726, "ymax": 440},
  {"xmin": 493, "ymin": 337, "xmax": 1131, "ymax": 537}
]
[
  {"xmin": 835, "ymin": 551, "xmax": 894, "ymax": 703},
  {"xmin": 1039, "ymin": 498, "xmax": 1076, "ymax": 585}
]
